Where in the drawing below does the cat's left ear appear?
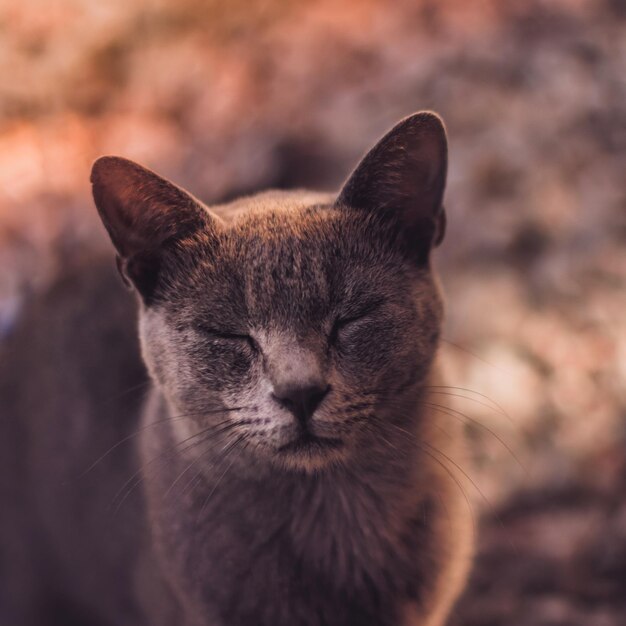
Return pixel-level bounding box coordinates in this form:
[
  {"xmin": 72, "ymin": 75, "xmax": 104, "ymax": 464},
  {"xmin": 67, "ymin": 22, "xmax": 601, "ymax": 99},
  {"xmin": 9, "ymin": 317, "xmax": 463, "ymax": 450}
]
[
  {"xmin": 337, "ymin": 111, "xmax": 447, "ymax": 263},
  {"xmin": 91, "ymin": 156, "xmax": 220, "ymax": 304}
]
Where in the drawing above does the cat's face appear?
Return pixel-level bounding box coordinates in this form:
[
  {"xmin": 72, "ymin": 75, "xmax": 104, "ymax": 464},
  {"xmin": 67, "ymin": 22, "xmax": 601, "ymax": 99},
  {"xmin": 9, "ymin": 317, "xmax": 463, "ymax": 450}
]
[
  {"xmin": 91, "ymin": 111, "xmax": 448, "ymax": 473},
  {"xmin": 139, "ymin": 203, "xmax": 443, "ymax": 471}
]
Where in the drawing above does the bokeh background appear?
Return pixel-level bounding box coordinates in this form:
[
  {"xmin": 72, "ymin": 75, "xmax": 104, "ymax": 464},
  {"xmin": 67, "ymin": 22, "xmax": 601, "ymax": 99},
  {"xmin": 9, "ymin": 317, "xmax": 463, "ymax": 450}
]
[{"xmin": 1, "ymin": 1, "xmax": 625, "ymax": 624}]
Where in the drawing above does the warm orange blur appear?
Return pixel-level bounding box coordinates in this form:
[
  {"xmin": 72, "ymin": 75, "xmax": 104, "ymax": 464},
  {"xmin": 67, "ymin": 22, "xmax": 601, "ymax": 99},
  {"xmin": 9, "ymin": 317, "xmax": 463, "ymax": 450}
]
[{"xmin": 1, "ymin": 1, "xmax": 624, "ymax": 624}]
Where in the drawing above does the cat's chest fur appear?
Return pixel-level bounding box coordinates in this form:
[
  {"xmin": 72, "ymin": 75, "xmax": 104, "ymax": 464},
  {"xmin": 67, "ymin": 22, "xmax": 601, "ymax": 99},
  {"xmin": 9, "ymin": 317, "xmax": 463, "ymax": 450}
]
[{"xmin": 141, "ymin": 393, "xmax": 437, "ymax": 626}]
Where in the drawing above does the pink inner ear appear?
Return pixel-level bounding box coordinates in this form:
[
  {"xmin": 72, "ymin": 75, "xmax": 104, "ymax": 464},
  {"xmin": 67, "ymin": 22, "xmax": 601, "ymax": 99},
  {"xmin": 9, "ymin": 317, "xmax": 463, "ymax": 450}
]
[
  {"xmin": 91, "ymin": 156, "xmax": 214, "ymax": 259},
  {"xmin": 336, "ymin": 112, "xmax": 448, "ymax": 251}
]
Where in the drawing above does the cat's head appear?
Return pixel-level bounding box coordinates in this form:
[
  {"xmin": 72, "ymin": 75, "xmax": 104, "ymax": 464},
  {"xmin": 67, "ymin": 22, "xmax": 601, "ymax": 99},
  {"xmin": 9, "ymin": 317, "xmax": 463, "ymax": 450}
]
[{"xmin": 91, "ymin": 112, "xmax": 447, "ymax": 473}]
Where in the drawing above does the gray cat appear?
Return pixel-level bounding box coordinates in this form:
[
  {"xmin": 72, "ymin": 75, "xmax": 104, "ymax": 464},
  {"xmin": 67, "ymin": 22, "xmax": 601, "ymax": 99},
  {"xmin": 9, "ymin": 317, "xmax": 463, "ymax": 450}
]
[{"xmin": 0, "ymin": 112, "xmax": 473, "ymax": 626}]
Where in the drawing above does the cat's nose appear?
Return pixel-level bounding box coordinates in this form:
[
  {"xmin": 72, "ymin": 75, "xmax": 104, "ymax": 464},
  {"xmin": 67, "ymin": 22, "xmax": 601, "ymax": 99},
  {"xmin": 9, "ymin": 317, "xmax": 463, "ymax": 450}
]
[{"xmin": 272, "ymin": 383, "xmax": 330, "ymax": 423}]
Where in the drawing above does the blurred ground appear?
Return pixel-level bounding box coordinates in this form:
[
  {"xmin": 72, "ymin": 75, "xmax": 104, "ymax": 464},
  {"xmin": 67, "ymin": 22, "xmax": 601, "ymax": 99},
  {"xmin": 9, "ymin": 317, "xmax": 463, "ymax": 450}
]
[{"xmin": 0, "ymin": 0, "xmax": 625, "ymax": 623}]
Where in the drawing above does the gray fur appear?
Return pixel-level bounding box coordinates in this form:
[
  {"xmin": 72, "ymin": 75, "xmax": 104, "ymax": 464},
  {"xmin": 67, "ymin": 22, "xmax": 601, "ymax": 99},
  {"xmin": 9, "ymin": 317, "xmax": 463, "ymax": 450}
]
[{"xmin": 0, "ymin": 112, "xmax": 473, "ymax": 626}]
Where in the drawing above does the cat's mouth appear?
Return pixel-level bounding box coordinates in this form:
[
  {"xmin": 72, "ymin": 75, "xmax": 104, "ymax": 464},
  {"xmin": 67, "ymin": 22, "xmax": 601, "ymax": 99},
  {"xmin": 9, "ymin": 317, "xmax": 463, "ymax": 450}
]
[{"xmin": 277, "ymin": 432, "xmax": 344, "ymax": 455}]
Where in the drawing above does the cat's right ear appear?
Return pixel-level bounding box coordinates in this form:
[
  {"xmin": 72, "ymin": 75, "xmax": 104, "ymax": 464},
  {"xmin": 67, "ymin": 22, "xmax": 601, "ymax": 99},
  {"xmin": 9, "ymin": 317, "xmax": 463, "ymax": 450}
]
[
  {"xmin": 337, "ymin": 111, "xmax": 447, "ymax": 264},
  {"xmin": 91, "ymin": 156, "xmax": 219, "ymax": 303}
]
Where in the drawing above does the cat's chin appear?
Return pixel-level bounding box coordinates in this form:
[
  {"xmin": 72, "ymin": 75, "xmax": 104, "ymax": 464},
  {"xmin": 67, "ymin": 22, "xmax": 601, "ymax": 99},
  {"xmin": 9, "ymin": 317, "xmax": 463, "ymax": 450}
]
[{"xmin": 274, "ymin": 433, "xmax": 348, "ymax": 473}]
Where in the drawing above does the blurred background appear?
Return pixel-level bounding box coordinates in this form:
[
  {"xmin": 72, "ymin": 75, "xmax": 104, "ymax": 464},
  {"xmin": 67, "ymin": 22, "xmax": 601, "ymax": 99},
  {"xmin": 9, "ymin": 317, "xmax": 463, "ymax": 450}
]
[{"xmin": 0, "ymin": 0, "xmax": 625, "ymax": 623}]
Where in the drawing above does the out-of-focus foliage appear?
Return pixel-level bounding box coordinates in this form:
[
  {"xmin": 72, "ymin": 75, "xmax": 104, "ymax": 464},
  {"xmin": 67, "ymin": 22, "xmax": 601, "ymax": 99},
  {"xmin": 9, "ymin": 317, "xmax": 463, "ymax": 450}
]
[{"xmin": 0, "ymin": 0, "xmax": 624, "ymax": 623}]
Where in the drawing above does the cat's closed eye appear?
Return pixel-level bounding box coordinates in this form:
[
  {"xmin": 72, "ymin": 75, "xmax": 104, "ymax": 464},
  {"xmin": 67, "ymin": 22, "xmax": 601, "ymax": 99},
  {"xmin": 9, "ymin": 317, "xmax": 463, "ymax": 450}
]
[
  {"xmin": 329, "ymin": 315, "xmax": 363, "ymax": 344},
  {"xmin": 194, "ymin": 324, "xmax": 258, "ymax": 353},
  {"xmin": 328, "ymin": 302, "xmax": 384, "ymax": 346}
]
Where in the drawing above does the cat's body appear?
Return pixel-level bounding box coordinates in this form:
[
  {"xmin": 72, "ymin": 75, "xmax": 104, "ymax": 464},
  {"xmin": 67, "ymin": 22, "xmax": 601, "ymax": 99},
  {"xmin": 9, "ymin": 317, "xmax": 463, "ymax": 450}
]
[{"xmin": 0, "ymin": 114, "xmax": 473, "ymax": 626}]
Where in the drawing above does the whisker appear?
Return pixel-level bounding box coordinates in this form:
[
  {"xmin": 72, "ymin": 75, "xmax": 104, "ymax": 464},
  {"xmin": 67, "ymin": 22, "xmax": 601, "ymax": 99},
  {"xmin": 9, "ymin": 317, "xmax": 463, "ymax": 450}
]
[
  {"xmin": 198, "ymin": 434, "xmax": 248, "ymax": 517},
  {"xmin": 370, "ymin": 425, "xmax": 398, "ymax": 451},
  {"xmin": 419, "ymin": 439, "xmax": 517, "ymax": 553},
  {"xmin": 181, "ymin": 471, "xmax": 204, "ymax": 498},
  {"xmin": 111, "ymin": 419, "xmax": 246, "ymax": 512},
  {"xmin": 364, "ymin": 415, "xmax": 475, "ymax": 537},
  {"xmin": 424, "ymin": 385, "xmax": 516, "ymax": 427},
  {"xmin": 440, "ymin": 338, "xmax": 507, "ymax": 373},
  {"xmin": 422, "ymin": 401, "xmax": 526, "ymax": 473},
  {"xmin": 355, "ymin": 399, "xmax": 454, "ymax": 441},
  {"xmin": 165, "ymin": 406, "xmax": 251, "ymax": 421},
  {"xmin": 419, "ymin": 440, "xmax": 493, "ymax": 511},
  {"xmin": 79, "ymin": 406, "xmax": 248, "ymax": 478},
  {"xmin": 111, "ymin": 426, "xmax": 220, "ymax": 513},
  {"xmin": 163, "ymin": 422, "xmax": 252, "ymax": 500},
  {"xmin": 414, "ymin": 442, "xmax": 477, "ymax": 539},
  {"xmin": 97, "ymin": 380, "xmax": 152, "ymax": 408}
]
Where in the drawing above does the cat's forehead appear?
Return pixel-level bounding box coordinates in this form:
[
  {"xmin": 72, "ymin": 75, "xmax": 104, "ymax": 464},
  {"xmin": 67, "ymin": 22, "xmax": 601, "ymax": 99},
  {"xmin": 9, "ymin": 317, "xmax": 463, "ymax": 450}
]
[
  {"xmin": 210, "ymin": 200, "xmax": 399, "ymax": 328},
  {"xmin": 226, "ymin": 196, "xmax": 345, "ymax": 261},
  {"xmin": 230, "ymin": 205, "xmax": 344, "ymax": 325}
]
